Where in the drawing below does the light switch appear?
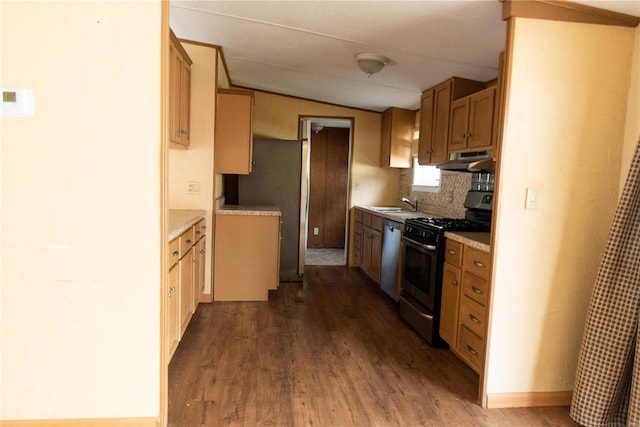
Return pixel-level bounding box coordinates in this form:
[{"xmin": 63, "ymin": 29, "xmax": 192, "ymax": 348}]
[
  {"xmin": 313, "ymin": 227, "xmax": 319, "ymax": 235},
  {"xmin": 188, "ymin": 181, "xmax": 200, "ymax": 194},
  {"xmin": 525, "ymin": 188, "xmax": 538, "ymax": 210}
]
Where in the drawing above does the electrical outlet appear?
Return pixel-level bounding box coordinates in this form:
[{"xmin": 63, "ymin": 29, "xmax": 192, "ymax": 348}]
[
  {"xmin": 448, "ymin": 191, "xmax": 454, "ymax": 204},
  {"xmin": 355, "ymin": 182, "xmax": 361, "ymax": 191},
  {"xmin": 313, "ymin": 227, "xmax": 319, "ymax": 235},
  {"xmin": 188, "ymin": 181, "xmax": 200, "ymax": 194}
]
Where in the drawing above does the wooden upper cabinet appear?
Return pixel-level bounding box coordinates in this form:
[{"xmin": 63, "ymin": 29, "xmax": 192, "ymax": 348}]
[
  {"xmin": 380, "ymin": 107, "xmax": 415, "ymax": 168},
  {"xmin": 215, "ymin": 89, "xmax": 255, "ymax": 175},
  {"xmin": 417, "ymin": 77, "xmax": 485, "ymax": 165},
  {"xmin": 169, "ymin": 30, "xmax": 192, "ymax": 148},
  {"xmin": 448, "ymin": 87, "xmax": 496, "ymax": 153},
  {"xmin": 417, "ymin": 89, "xmax": 435, "ymax": 165}
]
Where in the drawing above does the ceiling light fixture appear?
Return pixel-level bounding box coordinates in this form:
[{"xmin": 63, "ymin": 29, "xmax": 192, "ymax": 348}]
[
  {"xmin": 311, "ymin": 123, "xmax": 324, "ymax": 133},
  {"xmin": 354, "ymin": 53, "xmax": 389, "ymax": 77}
]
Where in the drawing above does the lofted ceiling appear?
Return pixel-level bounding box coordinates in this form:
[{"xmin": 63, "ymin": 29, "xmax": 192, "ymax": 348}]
[{"xmin": 170, "ymin": 1, "xmax": 640, "ymax": 113}]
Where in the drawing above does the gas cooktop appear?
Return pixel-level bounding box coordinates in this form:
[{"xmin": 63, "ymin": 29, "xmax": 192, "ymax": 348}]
[{"xmin": 406, "ymin": 217, "xmax": 490, "ymax": 232}]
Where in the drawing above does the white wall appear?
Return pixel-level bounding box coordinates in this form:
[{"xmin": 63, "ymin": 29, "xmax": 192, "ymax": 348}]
[
  {"xmin": 487, "ymin": 18, "xmax": 634, "ymax": 396},
  {"xmin": 169, "ymin": 42, "xmax": 216, "ymax": 294},
  {"xmin": 1, "ymin": 1, "xmax": 162, "ymax": 420}
]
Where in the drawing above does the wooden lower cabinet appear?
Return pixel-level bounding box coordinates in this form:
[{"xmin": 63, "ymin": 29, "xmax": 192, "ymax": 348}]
[
  {"xmin": 179, "ymin": 245, "xmax": 193, "ymax": 337},
  {"xmin": 214, "ymin": 213, "xmax": 281, "ymax": 301},
  {"xmin": 354, "ymin": 208, "xmax": 384, "ymax": 284},
  {"xmin": 440, "ymin": 238, "xmax": 491, "ymax": 374},
  {"xmin": 193, "ymin": 235, "xmax": 206, "ymax": 312},
  {"xmin": 439, "ymin": 261, "xmax": 461, "ymax": 346},
  {"xmin": 167, "ymin": 264, "xmax": 180, "ymax": 360}
]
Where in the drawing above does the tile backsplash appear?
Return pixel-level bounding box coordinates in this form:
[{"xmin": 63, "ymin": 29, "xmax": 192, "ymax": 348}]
[{"xmin": 400, "ymin": 169, "xmax": 472, "ymax": 218}]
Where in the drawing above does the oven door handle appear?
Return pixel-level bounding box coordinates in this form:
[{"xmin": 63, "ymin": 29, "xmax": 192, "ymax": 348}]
[
  {"xmin": 399, "ymin": 295, "xmax": 434, "ymax": 320},
  {"xmin": 402, "ymin": 236, "xmax": 437, "ymax": 252}
]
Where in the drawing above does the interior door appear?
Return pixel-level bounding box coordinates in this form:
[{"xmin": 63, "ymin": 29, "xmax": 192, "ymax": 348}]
[{"xmin": 307, "ymin": 127, "xmax": 349, "ymax": 248}]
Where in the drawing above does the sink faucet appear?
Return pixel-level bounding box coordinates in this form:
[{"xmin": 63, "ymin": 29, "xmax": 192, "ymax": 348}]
[{"xmin": 401, "ymin": 197, "xmax": 418, "ymax": 212}]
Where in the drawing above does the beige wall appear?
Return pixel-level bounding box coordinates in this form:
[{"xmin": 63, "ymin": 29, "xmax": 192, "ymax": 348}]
[
  {"xmin": 169, "ymin": 43, "xmax": 217, "ymax": 294},
  {"xmin": 620, "ymin": 26, "xmax": 640, "ymax": 190},
  {"xmin": 252, "ymin": 91, "xmax": 401, "ymax": 265},
  {"xmin": 486, "ymin": 18, "xmax": 634, "ymax": 397},
  {"xmin": 1, "ymin": 1, "xmax": 162, "ymax": 420},
  {"xmin": 253, "ymin": 91, "xmax": 400, "ymax": 207}
]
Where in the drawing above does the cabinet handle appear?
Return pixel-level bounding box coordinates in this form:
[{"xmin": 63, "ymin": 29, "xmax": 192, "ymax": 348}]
[
  {"xmin": 200, "ymin": 249, "xmax": 205, "ymax": 254},
  {"xmin": 467, "ymin": 133, "xmax": 472, "ymax": 138},
  {"xmin": 186, "ymin": 239, "xmax": 192, "ymax": 244},
  {"xmin": 460, "ymin": 133, "xmax": 466, "ymax": 139},
  {"xmin": 472, "ymin": 286, "xmax": 483, "ymax": 295},
  {"xmin": 448, "ymin": 249, "xmax": 456, "ymax": 254},
  {"xmin": 452, "ymin": 280, "xmax": 458, "ymax": 287},
  {"xmin": 202, "ymin": 226, "xmax": 207, "ymax": 230},
  {"xmin": 193, "ymin": 259, "xmax": 197, "ymax": 264},
  {"xmin": 172, "ymin": 251, "xmax": 179, "ymax": 257},
  {"xmin": 169, "ymin": 287, "xmax": 176, "ymax": 293},
  {"xmin": 473, "ymin": 260, "xmax": 485, "ymax": 268},
  {"xmin": 469, "ymin": 314, "xmax": 481, "ymax": 324},
  {"xmin": 196, "ymin": 230, "xmax": 201, "ymax": 235},
  {"xmin": 467, "ymin": 345, "xmax": 478, "ymax": 356}
]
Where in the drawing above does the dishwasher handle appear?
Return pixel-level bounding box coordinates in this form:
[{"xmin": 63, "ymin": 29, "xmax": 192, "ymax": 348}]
[{"xmin": 384, "ymin": 219, "xmax": 402, "ymax": 233}]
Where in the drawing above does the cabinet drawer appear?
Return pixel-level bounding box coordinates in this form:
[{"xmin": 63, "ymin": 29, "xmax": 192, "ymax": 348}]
[
  {"xmin": 179, "ymin": 227, "xmax": 195, "ymax": 258},
  {"xmin": 194, "ymin": 218, "xmax": 207, "ymax": 240},
  {"xmin": 168, "ymin": 238, "xmax": 180, "ymax": 269},
  {"xmin": 462, "ymin": 271, "xmax": 488, "ymax": 306},
  {"xmin": 457, "ymin": 325, "xmax": 483, "ymax": 373},
  {"xmin": 445, "ymin": 239, "xmax": 463, "ymax": 266},
  {"xmin": 354, "ymin": 209, "xmax": 363, "ymax": 223},
  {"xmin": 463, "ymin": 247, "xmax": 491, "ymax": 280},
  {"xmin": 459, "ymin": 295, "xmax": 486, "ymax": 338},
  {"xmin": 354, "ymin": 232, "xmax": 362, "ymax": 250},
  {"xmin": 371, "ymin": 215, "xmax": 384, "ymax": 232},
  {"xmin": 362, "ymin": 212, "xmax": 372, "ymax": 228}
]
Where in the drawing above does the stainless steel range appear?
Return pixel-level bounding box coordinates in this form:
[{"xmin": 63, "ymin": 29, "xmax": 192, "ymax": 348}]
[{"xmin": 398, "ymin": 190, "xmax": 493, "ymax": 346}]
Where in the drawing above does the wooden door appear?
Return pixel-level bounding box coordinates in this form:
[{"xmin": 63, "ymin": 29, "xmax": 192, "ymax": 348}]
[
  {"xmin": 431, "ymin": 81, "xmax": 452, "ymax": 164},
  {"xmin": 307, "ymin": 127, "xmax": 349, "ymax": 249},
  {"xmin": 167, "ymin": 265, "xmax": 179, "ymax": 360},
  {"xmin": 467, "ymin": 88, "xmax": 495, "ymax": 150},
  {"xmin": 417, "ymin": 88, "xmax": 435, "ymax": 165},
  {"xmin": 369, "ymin": 228, "xmax": 382, "ymax": 282},
  {"xmin": 449, "ymin": 98, "xmax": 469, "ymax": 152},
  {"xmin": 440, "ymin": 262, "xmax": 461, "ymax": 346}
]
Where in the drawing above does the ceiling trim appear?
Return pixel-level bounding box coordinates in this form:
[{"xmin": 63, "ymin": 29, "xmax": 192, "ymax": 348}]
[
  {"xmin": 502, "ymin": 0, "xmax": 640, "ymax": 27},
  {"xmin": 233, "ymin": 85, "xmax": 386, "ymax": 115}
]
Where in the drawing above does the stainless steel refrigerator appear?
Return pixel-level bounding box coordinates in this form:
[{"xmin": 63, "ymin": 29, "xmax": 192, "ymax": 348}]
[{"xmin": 237, "ymin": 139, "xmax": 307, "ymax": 282}]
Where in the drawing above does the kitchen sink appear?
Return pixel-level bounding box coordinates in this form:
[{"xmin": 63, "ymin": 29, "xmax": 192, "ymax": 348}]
[{"xmin": 366, "ymin": 206, "xmax": 402, "ymax": 212}]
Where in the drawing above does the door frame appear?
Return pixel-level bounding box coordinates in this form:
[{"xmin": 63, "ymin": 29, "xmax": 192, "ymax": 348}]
[{"xmin": 299, "ymin": 116, "xmax": 354, "ymax": 266}]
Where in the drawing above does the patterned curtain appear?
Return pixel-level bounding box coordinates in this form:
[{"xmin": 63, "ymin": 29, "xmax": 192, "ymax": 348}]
[{"xmin": 571, "ymin": 139, "xmax": 640, "ymax": 426}]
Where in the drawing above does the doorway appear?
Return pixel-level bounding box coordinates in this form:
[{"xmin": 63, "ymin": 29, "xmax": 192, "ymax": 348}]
[{"xmin": 300, "ymin": 118, "xmax": 352, "ymax": 266}]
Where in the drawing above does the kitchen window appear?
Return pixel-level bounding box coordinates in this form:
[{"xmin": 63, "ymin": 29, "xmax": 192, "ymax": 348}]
[{"xmin": 412, "ymin": 157, "xmax": 440, "ymax": 193}]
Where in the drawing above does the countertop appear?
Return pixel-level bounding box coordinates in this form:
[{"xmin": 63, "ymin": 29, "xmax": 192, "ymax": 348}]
[
  {"xmin": 354, "ymin": 206, "xmax": 490, "ymax": 251},
  {"xmin": 216, "ymin": 205, "xmax": 282, "ymax": 217},
  {"xmin": 445, "ymin": 231, "xmax": 491, "ymax": 252},
  {"xmin": 169, "ymin": 209, "xmax": 207, "ymax": 241}
]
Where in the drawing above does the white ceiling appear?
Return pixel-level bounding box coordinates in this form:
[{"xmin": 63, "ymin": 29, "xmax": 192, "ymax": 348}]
[{"xmin": 170, "ymin": 1, "xmax": 639, "ymax": 113}]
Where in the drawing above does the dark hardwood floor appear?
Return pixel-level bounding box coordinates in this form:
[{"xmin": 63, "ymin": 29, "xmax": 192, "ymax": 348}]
[{"xmin": 169, "ymin": 266, "xmax": 578, "ymax": 426}]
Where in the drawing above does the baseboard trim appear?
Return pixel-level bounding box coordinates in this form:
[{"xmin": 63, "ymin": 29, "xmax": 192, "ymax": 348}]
[
  {"xmin": 486, "ymin": 391, "xmax": 573, "ymax": 408},
  {"xmin": 199, "ymin": 292, "xmax": 213, "ymax": 303},
  {"xmin": 0, "ymin": 417, "xmax": 159, "ymax": 427}
]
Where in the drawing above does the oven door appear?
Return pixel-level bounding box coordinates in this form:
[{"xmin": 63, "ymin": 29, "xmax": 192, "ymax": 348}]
[{"xmin": 400, "ymin": 236, "xmax": 438, "ymax": 312}]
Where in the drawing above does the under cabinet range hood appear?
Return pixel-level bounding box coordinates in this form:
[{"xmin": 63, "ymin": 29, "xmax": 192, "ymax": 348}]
[{"xmin": 437, "ymin": 150, "xmax": 495, "ymax": 172}]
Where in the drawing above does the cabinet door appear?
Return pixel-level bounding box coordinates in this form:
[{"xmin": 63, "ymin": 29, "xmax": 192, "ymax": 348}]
[
  {"xmin": 380, "ymin": 109, "xmax": 392, "ymax": 167},
  {"xmin": 369, "ymin": 228, "xmax": 382, "ymax": 283},
  {"xmin": 198, "ymin": 235, "xmax": 206, "ymax": 296},
  {"xmin": 361, "ymin": 226, "xmax": 373, "ymax": 275},
  {"xmin": 167, "ymin": 265, "xmax": 179, "ymax": 360},
  {"xmin": 169, "ymin": 43, "xmax": 182, "ymax": 144},
  {"xmin": 430, "ymin": 81, "xmax": 452, "ymax": 164},
  {"xmin": 191, "ymin": 238, "xmax": 201, "ymax": 314},
  {"xmin": 179, "ymin": 61, "xmax": 191, "ymax": 146},
  {"xmin": 440, "ymin": 262, "xmax": 461, "ymax": 346},
  {"xmin": 448, "ymin": 97, "xmax": 469, "ymax": 152},
  {"xmin": 417, "ymin": 89, "xmax": 434, "ymax": 165},
  {"xmin": 467, "ymin": 88, "xmax": 495, "ymax": 150},
  {"xmin": 179, "ymin": 247, "xmax": 193, "ymax": 337},
  {"xmin": 215, "ymin": 90, "xmax": 254, "ymax": 174}
]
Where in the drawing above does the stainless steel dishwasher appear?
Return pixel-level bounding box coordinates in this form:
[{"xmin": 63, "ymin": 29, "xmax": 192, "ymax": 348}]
[{"xmin": 381, "ymin": 219, "xmax": 402, "ymax": 300}]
